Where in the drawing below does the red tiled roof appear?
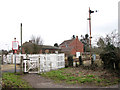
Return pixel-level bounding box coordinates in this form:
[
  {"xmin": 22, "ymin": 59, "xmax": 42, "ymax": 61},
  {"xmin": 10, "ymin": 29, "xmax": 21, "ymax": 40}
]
[
  {"xmin": 59, "ymin": 39, "xmax": 75, "ymax": 53},
  {"xmin": 59, "ymin": 39, "xmax": 74, "ymax": 46}
]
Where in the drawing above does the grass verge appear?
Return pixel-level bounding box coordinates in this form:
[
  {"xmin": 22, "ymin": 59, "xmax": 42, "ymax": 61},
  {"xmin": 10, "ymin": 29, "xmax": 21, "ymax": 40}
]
[
  {"xmin": 2, "ymin": 72, "xmax": 32, "ymax": 89},
  {"xmin": 40, "ymin": 67, "xmax": 119, "ymax": 86}
]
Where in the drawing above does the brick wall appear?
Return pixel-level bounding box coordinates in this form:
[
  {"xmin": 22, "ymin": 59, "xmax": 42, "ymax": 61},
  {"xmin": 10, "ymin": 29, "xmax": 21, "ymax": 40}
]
[{"xmin": 70, "ymin": 36, "xmax": 84, "ymax": 55}]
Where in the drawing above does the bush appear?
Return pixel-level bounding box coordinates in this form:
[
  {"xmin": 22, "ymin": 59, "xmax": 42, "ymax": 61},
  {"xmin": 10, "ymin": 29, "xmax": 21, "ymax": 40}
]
[
  {"xmin": 100, "ymin": 44, "xmax": 120, "ymax": 70},
  {"xmin": 68, "ymin": 55, "xmax": 73, "ymax": 67}
]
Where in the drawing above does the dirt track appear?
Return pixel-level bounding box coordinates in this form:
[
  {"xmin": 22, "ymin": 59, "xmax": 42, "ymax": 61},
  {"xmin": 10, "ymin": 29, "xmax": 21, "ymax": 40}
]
[
  {"xmin": 22, "ymin": 74, "xmax": 95, "ymax": 88},
  {"xmin": 22, "ymin": 73, "xmax": 119, "ymax": 88},
  {"xmin": 1, "ymin": 65, "xmax": 119, "ymax": 88}
]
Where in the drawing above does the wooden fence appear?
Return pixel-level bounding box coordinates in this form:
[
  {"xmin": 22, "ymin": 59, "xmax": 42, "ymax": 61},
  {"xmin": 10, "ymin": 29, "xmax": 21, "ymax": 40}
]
[{"xmin": 65, "ymin": 53, "xmax": 100, "ymax": 67}]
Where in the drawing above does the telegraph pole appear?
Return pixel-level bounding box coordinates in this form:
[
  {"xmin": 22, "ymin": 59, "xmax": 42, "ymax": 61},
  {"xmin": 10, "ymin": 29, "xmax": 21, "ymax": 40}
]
[{"xmin": 20, "ymin": 23, "xmax": 22, "ymax": 54}]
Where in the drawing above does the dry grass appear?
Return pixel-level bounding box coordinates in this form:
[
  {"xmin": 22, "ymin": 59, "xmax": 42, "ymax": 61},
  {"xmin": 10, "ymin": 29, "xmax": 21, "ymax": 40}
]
[{"xmin": 41, "ymin": 67, "xmax": 119, "ymax": 86}]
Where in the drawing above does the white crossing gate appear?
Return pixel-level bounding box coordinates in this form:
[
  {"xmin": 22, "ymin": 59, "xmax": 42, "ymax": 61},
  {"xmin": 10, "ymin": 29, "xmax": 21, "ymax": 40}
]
[
  {"xmin": 23, "ymin": 59, "xmax": 39, "ymax": 73},
  {"xmin": 23, "ymin": 54, "xmax": 65, "ymax": 73},
  {"xmin": 23, "ymin": 54, "xmax": 40, "ymax": 73},
  {"xmin": 2, "ymin": 53, "xmax": 65, "ymax": 73}
]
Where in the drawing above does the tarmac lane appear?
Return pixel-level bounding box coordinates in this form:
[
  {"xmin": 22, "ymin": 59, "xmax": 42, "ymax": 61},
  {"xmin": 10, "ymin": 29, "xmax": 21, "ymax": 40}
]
[{"xmin": 1, "ymin": 64, "xmax": 20, "ymax": 73}]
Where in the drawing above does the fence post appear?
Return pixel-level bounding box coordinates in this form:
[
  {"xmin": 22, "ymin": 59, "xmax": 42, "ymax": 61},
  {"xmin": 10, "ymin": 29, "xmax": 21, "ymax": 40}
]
[
  {"xmin": 91, "ymin": 57, "xmax": 94, "ymax": 65},
  {"xmin": 1, "ymin": 55, "xmax": 3, "ymax": 65},
  {"xmin": 24, "ymin": 60, "xmax": 27, "ymax": 73},
  {"xmin": 0, "ymin": 55, "xmax": 2, "ymax": 89},
  {"xmin": 50, "ymin": 62, "xmax": 52, "ymax": 70},
  {"xmin": 20, "ymin": 56, "xmax": 23, "ymax": 74},
  {"xmin": 79, "ymin": 56, "xmax": 83, "ymax": 66},
  {"xmin": 38, "ymin": 56, "xmax": 40, "ymax": 73}
]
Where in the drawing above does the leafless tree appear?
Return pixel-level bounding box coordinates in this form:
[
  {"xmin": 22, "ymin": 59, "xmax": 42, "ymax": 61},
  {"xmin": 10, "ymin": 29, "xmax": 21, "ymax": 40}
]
[
  {"xmin": 104, "ymin": 30, "xmax": 120, "ymax": 47},
  {"xmin": 31, "ymin": 35, "xmax": 43, "ymax": 54},
  {"xmin": 31, "ymin": 35, "xmax": 43, "ymax": 45},
  {"xmin": 96, "ymin": 30, "xmax": 120, "ymax": 48},
  {"xmin": 93, "ymin": 30, "xmax": 120, "ymax": 54}
]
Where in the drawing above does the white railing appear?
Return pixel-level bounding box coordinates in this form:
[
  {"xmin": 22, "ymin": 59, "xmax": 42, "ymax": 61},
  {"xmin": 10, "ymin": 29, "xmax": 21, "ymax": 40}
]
[{"xmin": 2, "ymin": 53, "xmax": 65, "ymax": 73}]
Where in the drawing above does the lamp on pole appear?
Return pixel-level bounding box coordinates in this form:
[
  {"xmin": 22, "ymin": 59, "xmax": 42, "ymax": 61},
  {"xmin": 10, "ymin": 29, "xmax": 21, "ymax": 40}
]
[{"xmin": 87, "ymin": 7, "xmax": 97, "ymax": 62}]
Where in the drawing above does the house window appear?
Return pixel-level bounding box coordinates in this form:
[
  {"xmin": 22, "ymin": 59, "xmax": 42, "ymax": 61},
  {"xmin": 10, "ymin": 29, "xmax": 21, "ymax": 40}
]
[
  {"xmin": 55, "ymin": 51, "xmax": 58, "ymax": 54},
  {"xmin": 65, "ymin": 42, "xmax": 68, "ymax": 47},
  {"xmin": 66, "ymin": 45, "xmax": 68, "ymax": 47}
]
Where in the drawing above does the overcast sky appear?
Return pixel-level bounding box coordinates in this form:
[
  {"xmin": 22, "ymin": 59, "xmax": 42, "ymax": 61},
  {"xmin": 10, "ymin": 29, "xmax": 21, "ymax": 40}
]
[{"xmin": 0, "ymin": 0, "xmax": 119, "ymax": 50}]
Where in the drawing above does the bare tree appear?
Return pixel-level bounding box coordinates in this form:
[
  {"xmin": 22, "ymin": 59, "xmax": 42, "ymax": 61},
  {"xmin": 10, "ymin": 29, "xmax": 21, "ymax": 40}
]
[
  {"xmin": 80, "ymin": 34, "xmax": 90, "ymax": 52},
  {"xmin": 96, "ymin": 30, "xmax": 120, "ymax": 48},
  {"xmin": 31, "ymin": 35, "xmax": 43, "ymax": 45},
  {"xmin": 104, "ymin": 30, "xmax": 120, "ymax": 48},
  {"xmin": 93, "ymin": 30, "xmax": 120, "ymax": 54},
  {"xmin": 31, "ymin": 35, "xmax": 43, "ymax": 54}
]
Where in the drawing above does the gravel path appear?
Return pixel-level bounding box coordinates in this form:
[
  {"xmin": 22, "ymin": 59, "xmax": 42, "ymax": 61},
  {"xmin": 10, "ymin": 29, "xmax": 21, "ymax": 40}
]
[
  {"xmin": 21, "ymin": 74, "xmax": 119, "ymax": 88},
  {"xmin": 22, "ymin": 74, "xmax": 82, "ymax": 88}
]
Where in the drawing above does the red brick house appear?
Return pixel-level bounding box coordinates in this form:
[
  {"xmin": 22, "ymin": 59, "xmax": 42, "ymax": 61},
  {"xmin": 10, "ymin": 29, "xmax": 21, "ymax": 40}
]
[{"xmin": 59, "ymin": 36, "xmax": 84, "ymax": 55}]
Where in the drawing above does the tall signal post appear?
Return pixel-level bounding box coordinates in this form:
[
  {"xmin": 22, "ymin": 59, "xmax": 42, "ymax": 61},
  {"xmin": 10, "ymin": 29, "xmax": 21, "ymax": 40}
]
[{"xmin": 87, "ymin": 7, "xmax": 97, "ymax": 61}]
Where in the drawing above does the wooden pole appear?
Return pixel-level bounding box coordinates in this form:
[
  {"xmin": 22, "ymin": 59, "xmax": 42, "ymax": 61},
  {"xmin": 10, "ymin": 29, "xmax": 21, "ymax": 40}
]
[
  {"xmin": 1, "ymin": 51, "xmax": 3, "ymax": 65},
  {"xmin": 20, "ymin": 56, "xmax": 23, "ymax": 74},
  {"xmin": 38, "ymin": 57, "xmax": 40, "ymax": 73},
  {"xmin": 0, "ymin": 55, "xmax": 1, "ymax": 75},
  {"xmin": 13, "ymin": 38, "xmax": 17, "ymax": 73},
  {"xmin": 14, "ymin": 51, "xmax": 16, "ymax": 73},
  {"xmin": 0, "ymin": 55, "xmax": 1, "ymax": 89},
  {"xmin": 21, "ymin": 23, "xmax": 22, "ymax": 54}
]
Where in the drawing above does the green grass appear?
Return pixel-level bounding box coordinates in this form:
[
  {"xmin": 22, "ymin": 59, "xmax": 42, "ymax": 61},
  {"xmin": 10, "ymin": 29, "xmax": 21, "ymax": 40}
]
[
  {"xmin": 2, "ymin": 72, "xmax": 32, "ymax": 88},
  {"xmin": 40, "ymin": 68, "xmax": 119, "ymax": 86}
]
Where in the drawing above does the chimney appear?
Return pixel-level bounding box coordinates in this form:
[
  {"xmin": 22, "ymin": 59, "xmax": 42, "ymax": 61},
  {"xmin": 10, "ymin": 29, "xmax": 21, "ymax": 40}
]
[
  {"xmin": 29, "ymin": 40, "xmax": 32, "ymax": 43},
  {"xmin": 76, "ymin": 36, "xmax": 78, "ymax": 40}
]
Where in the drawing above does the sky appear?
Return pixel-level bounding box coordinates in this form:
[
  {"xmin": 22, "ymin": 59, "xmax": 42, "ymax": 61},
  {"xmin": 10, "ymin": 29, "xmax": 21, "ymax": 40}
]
[{"xmin": 0, "ymin": 0, "xmax": 119, "ymax": 51}]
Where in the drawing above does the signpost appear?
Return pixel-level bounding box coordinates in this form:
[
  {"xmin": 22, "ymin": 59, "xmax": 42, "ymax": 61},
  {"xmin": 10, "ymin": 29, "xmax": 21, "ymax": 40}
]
[
  {"xmin": 12, "ymin": 38, "xmax": 19, "ymax": 73},
  {"xmin": 76, "ymin": 52, "xmax": 80, "ymax": 58}
]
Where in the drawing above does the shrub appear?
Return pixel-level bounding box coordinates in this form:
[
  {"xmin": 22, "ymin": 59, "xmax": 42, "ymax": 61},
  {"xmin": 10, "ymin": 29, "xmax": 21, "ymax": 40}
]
[
  {"xmin": 100, "ymin": 44, "xmax": 120, "ymax": 70},
  {"xmin": 68, "ymin": 55, "xmax": 73, "ymax": 67}
]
